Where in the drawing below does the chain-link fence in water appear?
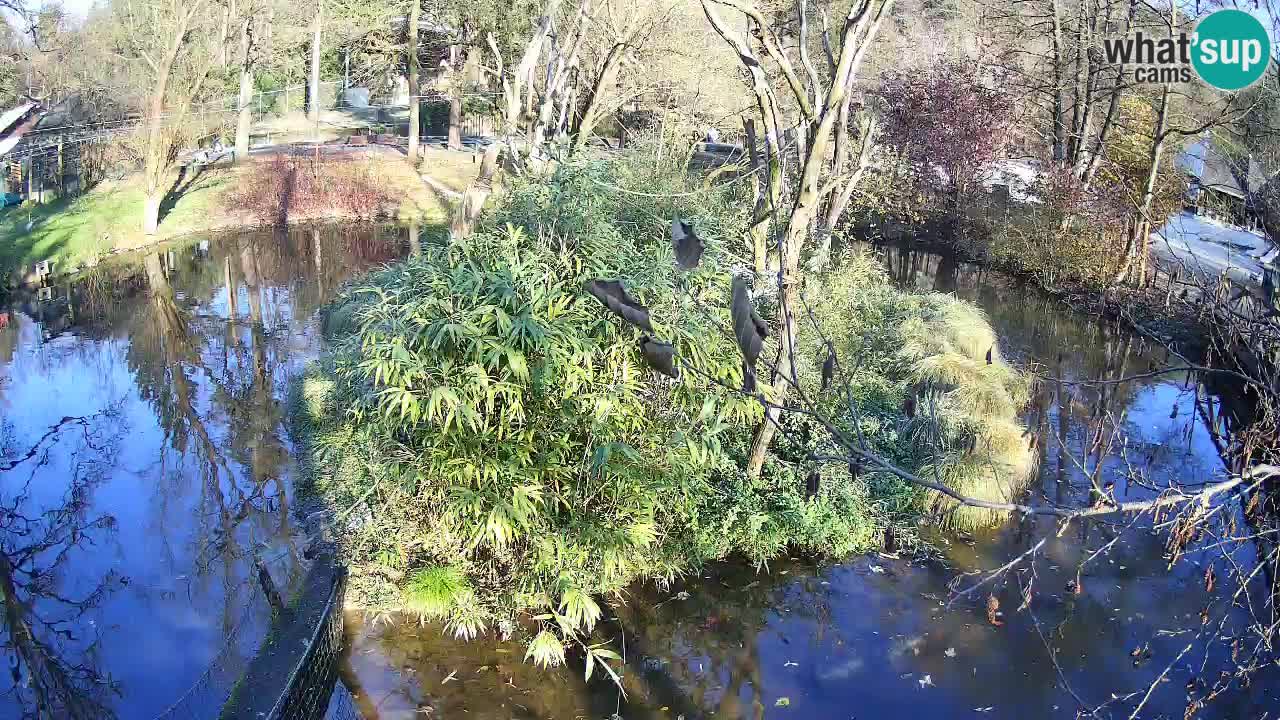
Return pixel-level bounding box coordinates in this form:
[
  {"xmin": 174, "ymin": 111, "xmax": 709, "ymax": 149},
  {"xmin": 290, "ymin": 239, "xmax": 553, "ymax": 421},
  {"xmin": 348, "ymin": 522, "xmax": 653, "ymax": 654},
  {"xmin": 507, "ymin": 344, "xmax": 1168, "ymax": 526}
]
[
  {"xmin": 153, "ymin": 558, "xmax": 360, "ymax": 720},
  {"xmin": 261, "ymin": 564, "xmax": 351, "ymax": 720},
  {"xmin": 146, "ymin": 593, "xmax": 262, "ymax": 720},
  {"xmin": 322, "ymin": 678, "xmax": 364, "ymax": 720}
]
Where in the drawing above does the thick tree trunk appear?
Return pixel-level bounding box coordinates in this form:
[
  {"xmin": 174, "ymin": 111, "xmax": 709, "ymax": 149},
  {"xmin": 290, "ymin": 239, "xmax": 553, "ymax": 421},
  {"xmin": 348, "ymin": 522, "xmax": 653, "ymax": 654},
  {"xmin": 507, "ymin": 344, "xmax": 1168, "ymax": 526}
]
[
  {"xmin": 142, "ymin": 40, "xmax": 181, "ymax": 235},
  {"xmin": 143, "ymin": 190, "xmax": 163, "ymax": 235},
  {"xmin": 235, "ymin": 18, "xmax": 254, "ymax": 164},
  {"xmin": 407, "ymin": 0, "xmax": 420, "ymax": 160},
  {"xmin": 308, "ymin": 0, "xmax": 322, "ymax": 124}
]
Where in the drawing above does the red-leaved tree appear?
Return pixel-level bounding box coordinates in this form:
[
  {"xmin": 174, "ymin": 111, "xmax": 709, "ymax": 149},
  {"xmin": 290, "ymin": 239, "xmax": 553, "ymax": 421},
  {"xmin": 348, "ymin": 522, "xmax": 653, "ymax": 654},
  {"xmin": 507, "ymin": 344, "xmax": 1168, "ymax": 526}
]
[{"xmin": 876, "ymin": 59, "xmax": 1017, "ymax": 206}]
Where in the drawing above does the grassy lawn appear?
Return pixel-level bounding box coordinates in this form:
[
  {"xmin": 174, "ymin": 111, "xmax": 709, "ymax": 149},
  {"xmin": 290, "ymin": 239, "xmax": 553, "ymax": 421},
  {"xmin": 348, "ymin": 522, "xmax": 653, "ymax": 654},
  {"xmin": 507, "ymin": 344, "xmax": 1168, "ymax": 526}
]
[
  {"xmin": 0, "ymin": 147, "xmax": 478, "ymax": 281},
  {"xmin": 419, "ymin": 146, "xmax": 484, "ymax": 193}
]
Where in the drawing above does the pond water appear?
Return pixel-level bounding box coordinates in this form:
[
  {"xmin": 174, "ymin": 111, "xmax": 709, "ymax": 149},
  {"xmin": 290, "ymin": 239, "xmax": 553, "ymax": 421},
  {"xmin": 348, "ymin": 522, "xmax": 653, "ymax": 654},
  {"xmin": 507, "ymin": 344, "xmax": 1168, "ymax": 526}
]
[
  {"xmin": 1, "ymin": 231, "xmax": 1275, "ymax": 719},
  {"xmin": 0, "ymin": 224, "xmax": 410, "ymax": 719}
]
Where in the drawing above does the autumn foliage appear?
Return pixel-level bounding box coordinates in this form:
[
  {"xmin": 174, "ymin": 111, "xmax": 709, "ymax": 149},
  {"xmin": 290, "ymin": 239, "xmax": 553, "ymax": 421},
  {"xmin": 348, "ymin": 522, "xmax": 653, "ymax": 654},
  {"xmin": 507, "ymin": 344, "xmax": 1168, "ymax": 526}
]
[{"xmin": 876, "ymin": 59, "xmax": 1017, "ymax": 201}]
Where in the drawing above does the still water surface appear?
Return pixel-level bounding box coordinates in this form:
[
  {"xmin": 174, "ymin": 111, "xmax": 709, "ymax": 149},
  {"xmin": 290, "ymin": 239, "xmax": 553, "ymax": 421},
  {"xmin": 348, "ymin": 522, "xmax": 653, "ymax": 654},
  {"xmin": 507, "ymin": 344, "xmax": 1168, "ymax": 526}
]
[
  {"xmin": 0, "ymin": 230, "xmax": 1275, "ymax": 719},
  {"xmin": 0, "ymin": 225, "xmax": 407, "ymax": 719}
]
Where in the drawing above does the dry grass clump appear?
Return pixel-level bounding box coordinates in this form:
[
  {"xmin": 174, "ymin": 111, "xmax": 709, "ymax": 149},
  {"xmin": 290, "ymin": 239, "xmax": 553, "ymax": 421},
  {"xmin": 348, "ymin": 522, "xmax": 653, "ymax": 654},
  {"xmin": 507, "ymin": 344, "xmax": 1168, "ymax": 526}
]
[{"xmin": 900, "ymin": 294, "xmax": 1036, "ymax": 530}]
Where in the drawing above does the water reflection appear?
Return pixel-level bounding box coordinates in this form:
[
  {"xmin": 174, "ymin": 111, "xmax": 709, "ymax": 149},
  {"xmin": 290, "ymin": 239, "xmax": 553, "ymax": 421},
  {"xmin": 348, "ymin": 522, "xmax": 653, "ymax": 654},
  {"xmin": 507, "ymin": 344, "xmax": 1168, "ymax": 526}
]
[
  {"xmin": 0, "ymin": 224, "xmax": 407, "ymax": 719},
  {"xmin": 344, "ymin": 244, "xmax": 1277, "ymax": 719},
  {"xmin": 1, "ymin": 415, "xmax": 122, "ymax": 719}
]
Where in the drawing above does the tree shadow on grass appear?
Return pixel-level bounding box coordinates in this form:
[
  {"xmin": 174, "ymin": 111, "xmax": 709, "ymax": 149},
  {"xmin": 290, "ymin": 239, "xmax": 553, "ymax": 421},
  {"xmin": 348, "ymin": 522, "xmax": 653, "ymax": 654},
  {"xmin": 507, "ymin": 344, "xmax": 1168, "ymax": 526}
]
[
  {"xmin": 0, "ymin": 204, "xmax": 83, "ymax": 280},
  {"xmin": 418, "ymin": 176, "xmax": 460, "ymax": 222},
  {"xmin": 158, "ymin": 162, "xmax": 222, "ymax": 227}
]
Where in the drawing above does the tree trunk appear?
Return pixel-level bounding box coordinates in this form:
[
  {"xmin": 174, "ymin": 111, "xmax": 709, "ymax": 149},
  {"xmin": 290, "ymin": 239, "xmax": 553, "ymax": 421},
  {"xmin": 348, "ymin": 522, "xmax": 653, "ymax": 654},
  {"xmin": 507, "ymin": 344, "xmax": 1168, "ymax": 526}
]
[
  {"xmin": 1049, "ymin": 0, "xmax": 1067, "ymax": 163},
  {"xmin": 142, "ymin": 16, "xmax": 188, "ymax": 235},
  {"xmin": 745, "ymin": 140, "xmax": 839, "ymax": 478},
  {"xmin": 448, "ymin": 90, "xmax": 463, "ymax": 150},
  {"xmin": 235, "ymin": 17, "xmax": 254, "ymax": 164},
  {"xmin": 744, "ymin": 279, "xmax": 799, "ymax": 477},
  {"xmin": 504, "ymin": 0, "xmax": 561, "ymax": 137},
  {"xmin": 736, "ymin": 0, "xmax": 894, "ymax": 479},
  {"xmin": 143, "ymin": 190, "xmax": 163, "ymax": 236},
  {"xmin": 450, "ymin": 144, "xmax": 500, "ymax": 240},
  {"xmin": 1066, "ymin": 10, "xmax": 1087, "ymax": 164},
  {"xmin": 572, "ymin": 42, "xmax": 626, "ymax": 154},
  {"xmin": 308, "ymin": 0, "xmax": 322, "ymax": 124},
  {"xmin": 743, "ymin": 118, "xmax": 770, "ymax": 278},
  {"xmin": 1115, "ymin": 24, "xmax": 1172, "ymax": 284},
  {"xmin": 219, "ymin": 3, "xmax": 231, "ymax": 69},
  {"xmin": 407, "ymin": 0, "xmax": 421, "ymax": 160},
  {"xmin": 1081, "ymin": 0, "xmax": 1133, "ymax": 186}
]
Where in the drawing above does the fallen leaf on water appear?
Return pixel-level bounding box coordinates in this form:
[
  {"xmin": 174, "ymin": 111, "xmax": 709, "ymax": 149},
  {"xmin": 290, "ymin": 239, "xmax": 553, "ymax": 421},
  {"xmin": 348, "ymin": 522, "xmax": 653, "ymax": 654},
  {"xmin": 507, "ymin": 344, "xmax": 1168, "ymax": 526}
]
[
  {"xmin": 441, "ymin": 670, "xmax": 457, "ymax": 684},
  {"xmin": 775, "ymin": 697, "xmax": 791, "ymax": 707},
  {"xmin": 986, "ymin": 594, "xmax": 1004, "ymax": 626}
]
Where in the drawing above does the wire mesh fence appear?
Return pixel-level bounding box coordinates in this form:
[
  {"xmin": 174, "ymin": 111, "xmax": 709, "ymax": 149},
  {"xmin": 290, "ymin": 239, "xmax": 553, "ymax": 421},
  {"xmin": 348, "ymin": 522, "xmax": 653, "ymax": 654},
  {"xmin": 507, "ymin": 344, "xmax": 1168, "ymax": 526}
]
[
  {"xmin": 151, "ymin": 559, "xmax": 358, "ymax": 720},
  {"xmin": 147, "ymin": 593, "xmax": 265, "ymax": 720},
  {"xmin": 263, "ymin": 566, "xmax": 349, "ymax": 720}
]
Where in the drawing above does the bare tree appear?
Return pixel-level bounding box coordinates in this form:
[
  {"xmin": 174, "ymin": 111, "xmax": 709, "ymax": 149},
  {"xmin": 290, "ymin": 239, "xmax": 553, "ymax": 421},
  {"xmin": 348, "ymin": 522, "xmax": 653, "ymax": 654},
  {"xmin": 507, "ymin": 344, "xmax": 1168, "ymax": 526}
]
[
  {"xmin": 234, "ymin": 4, "xmax": 257, "ymax": 163},
  {"xmin": 307, "ymin": 0, "xmax": 322, "ymax": 125},
  {"xmin": 701, "ymin": 0, "xmax": 895, "ymax": 477},
  {"xmin": 113, "ymin": 0, "xmax": 222, "ymax": 235}
]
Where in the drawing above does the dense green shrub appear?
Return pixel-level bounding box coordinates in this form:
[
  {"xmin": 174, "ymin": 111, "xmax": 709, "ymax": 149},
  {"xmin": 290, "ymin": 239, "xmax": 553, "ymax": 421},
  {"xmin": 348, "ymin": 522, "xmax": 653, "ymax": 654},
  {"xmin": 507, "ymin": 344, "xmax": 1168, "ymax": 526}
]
[
  {"xmin": 769, "ymin": 251, "xmax": 1035, "ymax": 533},
  {"xmin": 292, "ymin": 155, "xmax": 1033, "ymax": 668}
]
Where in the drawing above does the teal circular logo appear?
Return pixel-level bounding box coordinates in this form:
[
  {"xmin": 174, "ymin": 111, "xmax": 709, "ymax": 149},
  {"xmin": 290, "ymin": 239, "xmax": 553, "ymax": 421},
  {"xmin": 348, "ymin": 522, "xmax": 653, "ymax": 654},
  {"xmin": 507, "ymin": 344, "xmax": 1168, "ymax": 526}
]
[{"xmin": 1192, "ymin": 10, "xmax": 1272, "ymax": 91}]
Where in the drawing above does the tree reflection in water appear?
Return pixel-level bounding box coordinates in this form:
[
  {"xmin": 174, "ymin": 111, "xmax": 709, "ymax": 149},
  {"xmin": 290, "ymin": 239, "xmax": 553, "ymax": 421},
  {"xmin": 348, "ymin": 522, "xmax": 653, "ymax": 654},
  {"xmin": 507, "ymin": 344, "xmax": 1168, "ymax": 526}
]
[
  {"xmin": 0, "ymin": 414, "xmax": 123, "ymax": 720},
  {"xmin": 0, "ymin": 223, "xmax": 408, "ymax": 719}
]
